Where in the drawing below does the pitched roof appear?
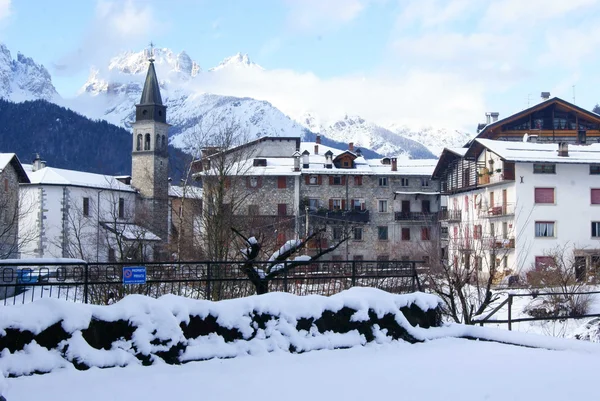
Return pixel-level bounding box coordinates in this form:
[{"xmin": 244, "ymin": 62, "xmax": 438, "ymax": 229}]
[
  {"xmin": 474, "ymin": 139, "xmax": 600, "ymax": 164},
  {"xmin": 476, "ymin": 97, "xmax": 600, "ymax": 139},
  {"xmin": 431, "ymin": 147, "xmax": 468, "ymax": 178},
  {"xmin": 139, "ymin": 60, "xmax": 163, "ymax": 105},
  {"xmin": 23, "ymin": 165, "xmax": 135, "ymax": 192},
  {"xmin": 0, "ymin": 153, "xmax": 30, "ymax": 183}
]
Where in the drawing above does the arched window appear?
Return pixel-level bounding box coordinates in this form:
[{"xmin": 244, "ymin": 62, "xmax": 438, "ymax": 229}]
[
  {"xmin": 155, "ymin": 134, "xmax": 160, "ymax": 149},
  {"xmin": 144, "ymin": 133, "xmax": 151, "ymax": 150},
  {"xmin": 161, "ymin": 135, "xmax": 166, "ymax": 148},
  {"xmin": 136, "ymin": 134, "xmax": 142, "ymax": 151}
]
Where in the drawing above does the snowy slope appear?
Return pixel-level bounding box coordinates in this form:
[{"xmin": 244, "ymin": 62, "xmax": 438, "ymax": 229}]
[
  {"xmin": 300, "ymin": 112, "xmax": 437, "ymax": 158},
  {"xmin": 388, "ymin": 123, "xmax": 473, "ymax": 156},
  {"xmin": 0, "ymin": 43, "xmax": 58, "ymax": 102},
  {"xmin": 74, "ymin": 48, "xmax": 307, "ymax": 150}
]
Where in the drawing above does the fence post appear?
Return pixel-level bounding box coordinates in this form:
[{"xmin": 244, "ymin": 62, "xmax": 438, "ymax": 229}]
[
  {"xmin": 351, "ymin": 261, "xmax": 356, "ymax": 287},
  {"xmin": 507, "ymin": 294, "xmax": 513, "ymax": 331},
  {"xmin": 283, "ymin": 261, "xmax": 288, "ymax": 292},
  {"xmin": 206, "ymin": 262, "xmax": 211, "ymax": 301},
  {"xmin": 84, "ymin": 263, "xmax": 89, "ymax": 304}
]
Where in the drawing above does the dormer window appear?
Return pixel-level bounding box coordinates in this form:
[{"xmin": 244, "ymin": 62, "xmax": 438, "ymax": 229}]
[
  {"xmin": 253, "ymin": 159, "xmax": 267, "ymax": 167},
  {"xmin": 382, "ymin": 158, "xmax": 391, "ymax": 165}
]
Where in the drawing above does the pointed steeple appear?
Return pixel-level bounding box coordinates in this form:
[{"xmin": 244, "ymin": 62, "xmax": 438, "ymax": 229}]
[
  {"xmin": 135, "ymin": 54, "xmax": 167, "ymax": 124},
  {"xmin": 139, "ymin": 60, "xmax": 163, "ymax": 106}
]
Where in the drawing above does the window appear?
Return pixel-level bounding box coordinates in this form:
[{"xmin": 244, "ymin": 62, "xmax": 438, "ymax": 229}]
[
  {"xmin": 401, "ymin": 178, "xmax": 409, "ymax": 187},
  {"xmin": 490, "ymin": 222, "xmax": 495, "ymax": 236},
  {"xmin": 249, "ymin": 177, "xmax": 259, "ymax": 188},
  {"xmin": 535, "ymin": 221, "xmax": 555, "ymax": 237},
  {"xmin": 533, "ymin": 164, "xmax": 556, "ymax": 174},
  {"xmin": 592, "ymin": 222, "xmax": 600, "ymax": 237},
  {"xmin": 534, "ymin": 188, "xmax": 555, "ymax": 204},
  {"xmin": 422, "ymin": 200, "xmax": 430, "ymax": 213},
  {"xmin": 378, "ymin": 226, "xmax": 388, "ymax": 241},
  {"xmin": 421, "ymin": 178, "xmax": 429, "ymax": 187},
  {"xmin": 136, "ymin": 134, "xmax": 142, "ymax": 151},
  {"xmin": 421, "ymin": 227, "xmax": 431, "ymax": 241},
  {"xmin": 473, "ymin": 224, "xmax": 482, "ymax": 240},
  {"xmin": 248, "ymin": 205, "xmax": 259, "ymax": 215},
  {"xmin": 441, "ymin": 226, "xmax": 448, "ymax": 236},
  {"xmin": 108, "ymin": 248, "xmax": 116, "ymax": 263},
  {"xmin": 156, "ymin": 134, "xmax": 160, "ymax": 149},
  {"xmin": 475, "ymin": 256, "xmax": 483, "ymax": 272},
  {"xmin": 118, "ymin": 198, "xmax": 125, "ymax": 219},
  {"xmin": 353, "ymin": 227, "xmax": 363, "ymax": 241},
  {"xmin": 591, "ymin": 165, "xmax": 600, "ymax": 175},
  {"xmin": 352, "ymin": 199, "xmax": 365, "ymax": 211},
  {"xmin": 332, "ymin": 176, "xmax": 342, "ymax": 185},
  {"xmin": 83, "ymin": 197, "xmax": 90, "ymax": 217},
  {"xmin": 277, "ymin": 176, "xmax": 287, "ymax": 189},
  {"xmin": 402, "ymin": 228, "xmax": 410, "ymax": 241},
  {"xmin": 354, "ymin": 176, "xmax": 363, "ymax": 186},
  {"xmin": 144, "ymin": 133, "xmax": 151, "ymax": 150},
  {"xmin": 378, "ymin": 200, "xmax": 388, "ymax": 213},
  {"xmin": 333, "ymin": 226, "xmax": 343, "ymax": 240},
  {"xmin": 378, "ymin": 177, "xmax": 388, "ymax": 187},
  {"xmin": 331, "ymin": 199, "xmax": 342, "ymax": 210},
  {"xmin": 308, "ymin": 199, "xmax": 319, "ymax": 211},
  {"xmin": 592, "ymin": 189, "xmax": 600, "ymax": 204},
  {"xmin": 277, "ymin": 203, "xmax": 287, "ymax": 216},
  {"xmin": 308, "ymin": 175, "xmax": 319, "ymax": 185}
]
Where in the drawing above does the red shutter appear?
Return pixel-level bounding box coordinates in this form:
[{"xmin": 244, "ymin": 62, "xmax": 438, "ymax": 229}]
[
  {"xmin": 278, "ymin": 176, "xmax": 287, "ymax": 189},
  {"xmin": 329, "ymin": 199, "xmax": 333, "ymax": 210},
  {"xmin": 341, "ymin": 200, "xmax": 346, "ymax": 210},
  {"xmin": 245, "ymin": 177, "xmax": 250, "ymax": 188},
  {"xmin": 341, "ymin": 176, "xmax": 346, "ymax": 185},
  {"xmin": 317, "ymin": 175, "xmax": 322, "ymax": 185},
  {"xmin": 329, "ymin": 176, "xmax": 333, "ymax": 185},
  {"xmin": 592, "ymin": 189, "xmax": 600, "ymax": 204},
  {"xmin": 278, "ymin": 203, "xmax": 287, "ymax": 216},
  {"xmin": 355, "ymin": 176, "xmax": 362, "ymax": 185},
  {"xmin": 305, "ymin": 175, "xmax": 310, "ymax": 185},
  {"xmin": 350, "ymin": 199, "xmax": 355, "ymax": 210},
  {"xmin": 453, "ymin": 226, "xmax": 458, "ymax": 238},
  {"xmin": 257, "ymin": 177, "xmax": 263, "ymax": 188},
  {"xmin": 473, "ymin": 224, "xmax": 478, "ymax": 239},
  {"xmin": 535, "ymin": 188, "xmax": 555, "ymax": 203}
]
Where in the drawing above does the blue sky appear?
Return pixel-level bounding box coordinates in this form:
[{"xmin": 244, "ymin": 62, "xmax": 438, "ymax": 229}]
[{"xmin": 1, "ymin": 0, "xmax": 600, "ymax": 131}]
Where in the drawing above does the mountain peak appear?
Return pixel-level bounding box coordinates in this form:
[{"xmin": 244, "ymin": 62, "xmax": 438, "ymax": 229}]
[{"xmin": 209, "ymin": 53, "xmax": 263, "ymax": 72}]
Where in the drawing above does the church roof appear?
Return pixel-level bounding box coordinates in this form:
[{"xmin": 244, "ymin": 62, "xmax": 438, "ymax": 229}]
[{"xmin": 139, "ymin": 60, "xmax": 163, "ymax": 106}]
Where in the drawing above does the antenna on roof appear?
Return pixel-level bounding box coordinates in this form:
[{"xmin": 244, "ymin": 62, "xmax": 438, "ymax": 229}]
[
  {"xmin": 526, "ymin": 93, "xmax": 532, "ymax": 109},
  {"xmin": 572, "ymin": 85, "xmax": 576, "ymax": 105},
  {"xmin": 147, "ymin": 41, "xmax": 155, "ymax": 62}
]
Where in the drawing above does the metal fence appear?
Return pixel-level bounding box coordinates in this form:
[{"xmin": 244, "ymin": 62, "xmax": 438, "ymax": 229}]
[{"xmin": 0, "ymin": 260, "xmax": 422, "ymax": 306}]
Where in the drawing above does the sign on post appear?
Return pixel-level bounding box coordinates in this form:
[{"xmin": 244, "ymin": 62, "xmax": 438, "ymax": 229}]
[{"xmin": 123, "ymin": 266, "xmax": 146, "ymax": 285}]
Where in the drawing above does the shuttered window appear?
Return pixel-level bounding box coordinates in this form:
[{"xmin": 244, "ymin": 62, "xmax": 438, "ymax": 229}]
[
  {"xmin": 277, "ymin": 203, "xmax": 287, "ymax": 216},
  {"xmin": 591, "ymin": 222, "xmax": 600, "ymax": 237},
  {"xmin": 534, "ymin": 188, "xmax": 555, "ymax": 204},
  {"xmin": 592, "ymin": 189, "xmax": 600, "ymax": 204},
  {"xmin": 277, "ymin": 176, "xmax": 287, "ymax": 189},
  {"xmin": 354, "ymin": 176, "xmax": 363, "ymax": 185},
  {"xmin": 402, "ymin": 228, "xmax": 410, "ymax": 241}
]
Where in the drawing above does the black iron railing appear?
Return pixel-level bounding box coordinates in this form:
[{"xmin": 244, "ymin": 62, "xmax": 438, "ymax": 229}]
[
  {"xmin": 309, "ymin": 209, "xmax": 370, "ymax": 223},
  {"xmin": 0, "ymin": 259, "xmax": 422, "ymax": 306}
]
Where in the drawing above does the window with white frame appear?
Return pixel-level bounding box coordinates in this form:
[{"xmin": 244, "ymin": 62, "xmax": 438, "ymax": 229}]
[
  {"xmin": 378, "ymin": 199, "xmax": 388, "ymax": 213},
  {"xmin": 378, "ymin": 177, "xmax": 388, "ymax": 187},
  {"xmin": 535, "ymin": 221, "xmax": 555, "ymax": 237},
  {"xmin": 592, "ymin": 222, "xmax": 600, "ymax": 238},
  {"xmin": 421, "ymin": 178, "xmax": 429, "ymax": 187},
  {"xmin": 401, "ymin": 178, "xmax": 409, "ymax": 187}
]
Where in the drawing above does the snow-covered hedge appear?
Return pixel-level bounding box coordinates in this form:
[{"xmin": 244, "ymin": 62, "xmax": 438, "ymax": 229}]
[{"xmin": 0, "ymin": 288, "xmax": 442, "ymax": 377}]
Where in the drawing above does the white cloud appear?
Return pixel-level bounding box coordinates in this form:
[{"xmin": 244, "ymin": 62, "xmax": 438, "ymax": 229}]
[
  {"xmin": 0, "ymin": 0, "xmax": 11, "ymax": 22},
  {"xmin": 54, "ymin": 0, "xmax": 164, "ymax": 75},
  {"xmin": 182, "ymin": 65, "xmax": 485, "ymax": 131},
  {"xmin": 283, "ymin": 0, "xmax": 370, "ymax": 32}
]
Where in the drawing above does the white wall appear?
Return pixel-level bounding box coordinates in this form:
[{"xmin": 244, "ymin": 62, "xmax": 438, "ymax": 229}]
[{"xmin": 514, "ymin": 162, "xmax": 600, "ymax": 272}]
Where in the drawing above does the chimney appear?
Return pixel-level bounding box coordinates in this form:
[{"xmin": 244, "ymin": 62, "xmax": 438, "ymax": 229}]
[
  {"xmin": 558, "ymin": 142, "xmax": 569, "ymax": 157},
  {"xmin": 314, "ymin": 144, "xmax": 319, "ymax": 155},
  {"xmin": 490, "ymin": 112, "xmax": 499, "ymax": 122},
  {"xmin": 356, "ymin": 148, "xmax": 362, "ymax": 157},
  {"xmin": 32, "ymin": 153, "xmax": 45, "ymax": 172},
  {"xmin": 325, "ymin": 150, "xmax": 333, "ymax": 168},
  {"xmin": 541, "ymin": 92, "xmax": 551, "ymax": 100},
  {"xmin": 316, "ymin": 134, "xmax": 321, "ymax": 145},
  {"xmin": 302, "ymin": 150, "xmax": 310, "ymax": 168},
  {"xmin": 293, "ymin": 150, "xmax": 301, "ymax": 172},
  {"xmin": 391, "ymin": 157, "xmax": 397, "ymax": 172},
  {"xmin": 349, "ymin": 142, "xmax": 354, "ymax": 152},
  {"xmin": 485, "ymin": 112, "xmax": 491, "ymax": 125}
]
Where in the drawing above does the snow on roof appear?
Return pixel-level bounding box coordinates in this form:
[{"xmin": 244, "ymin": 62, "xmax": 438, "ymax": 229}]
[
  {"xmin": 169, "ymin": 185, "xmax": 203, "ymax": 199},
  {"xmin": 476, "ymin": 139, "xmax": 600, "ymax": 164},
  {"xmin": 0, "ymin": 153, "xmax": 16, "ymax": 171},
  {"xmin": 101, "ymin": 222, "xmax": 161, "ymax": 241},
  {"xmin": 445, "ymin": 147, "xmax": 468, "ymax": 156},
  {"xmin": 23, "ymin": 165, "xmax": 135, "ymax": 192}
]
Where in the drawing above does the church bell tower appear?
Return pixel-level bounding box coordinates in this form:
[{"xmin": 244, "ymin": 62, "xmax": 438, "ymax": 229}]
[{"xmin": 131, "ymin": 47, "xmax": 169, "ymax": 244}]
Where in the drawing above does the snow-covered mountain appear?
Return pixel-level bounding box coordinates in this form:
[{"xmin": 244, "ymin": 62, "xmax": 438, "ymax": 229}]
[
  {"xmin": 75, "ymin": 48, "xmax": 307, "ymax": 150},
  {"xmin": 299, "ymin": 112, "xmax": 437, "ymax": 159},
  {"xmin": 0, "ymin": 44, "xmax": 58, "ymax": 102},
  {"xmin": 387, "ymin": 124, "xmax": 474, "ymax": 156}
]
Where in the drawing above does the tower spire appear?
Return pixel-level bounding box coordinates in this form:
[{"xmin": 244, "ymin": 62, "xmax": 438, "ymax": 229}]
[{"xmin": 148, "ymin": 41, "xmax": 155, "ymax": 62}]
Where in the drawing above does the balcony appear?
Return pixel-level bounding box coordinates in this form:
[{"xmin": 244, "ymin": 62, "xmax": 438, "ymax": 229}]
[
  {"xmin": 478, "ymin": 203, "xmax": 515, "ymax": 219},
  {"xmin": 486, "ymin": 237, "xmax": 515, "ymax": 249},
  {"xmin": 394, "ymin": 211, "xmax": 438, "ymax": 223},
  {"xmin": 477, "ymin": 165, "xmax": 515, "ymax": 186},
  {"xmin": 309, "ymin": 209, "xmax": 370, "ymax": 223},
  {"xmin": 439, "ymin": 209, "xmax": 462, "ymax": 222}
]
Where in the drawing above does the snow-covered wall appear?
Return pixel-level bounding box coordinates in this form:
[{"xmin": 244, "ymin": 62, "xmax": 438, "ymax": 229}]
[{"xmin": 0, "ymin": 288, "xmax": 442, "ymax": 377}]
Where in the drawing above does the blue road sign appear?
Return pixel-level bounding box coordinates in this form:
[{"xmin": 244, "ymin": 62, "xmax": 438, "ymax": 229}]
[{"xmin": 123, "ymin": 266, "xmax": 146, "ymax": 285}]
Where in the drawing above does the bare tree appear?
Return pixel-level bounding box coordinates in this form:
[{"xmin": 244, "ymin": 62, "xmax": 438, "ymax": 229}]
[
  {"xmin": 0, "ymin": 190, "xmax": 37, "ymax": 259},
  {"xmin": 232, "ymin": 227, "xmax": 350, "ymax": 295}
]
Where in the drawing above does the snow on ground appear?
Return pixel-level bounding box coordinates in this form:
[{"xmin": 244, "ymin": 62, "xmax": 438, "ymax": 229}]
[{"xmin": 3, "ymin": 338, "xmax": 600, "ymax": 401}]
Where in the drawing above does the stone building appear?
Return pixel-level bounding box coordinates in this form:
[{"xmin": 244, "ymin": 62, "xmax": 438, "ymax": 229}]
[
  {"xmin": 195, "ymin": 136, "xmax": 440, "ymax": 261},
  {"xmin": 0, "ymin": 153, "xmax": 30, "ymax": 258}
]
